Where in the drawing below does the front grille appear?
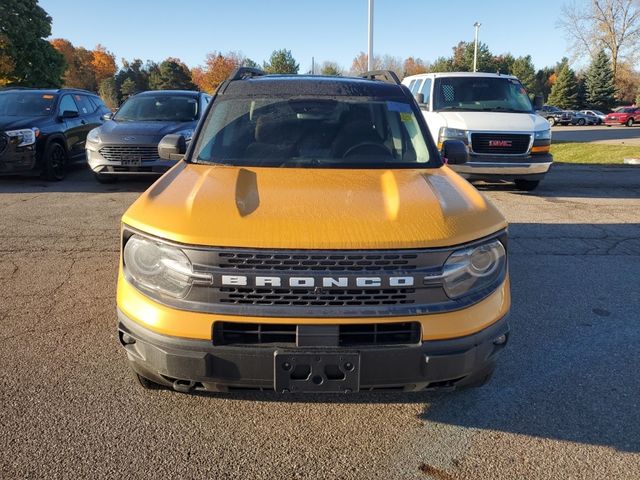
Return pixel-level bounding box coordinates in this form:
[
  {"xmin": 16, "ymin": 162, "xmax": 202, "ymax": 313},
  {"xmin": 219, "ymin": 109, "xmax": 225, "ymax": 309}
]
[
  {"xmin": 470, "ymin": 133, "xmax": 531, "ymax": 155},
  {"xmin": 99, "ymin": 145, "xmax": 159, "ymax": 162},
  {"xmin": 213, "ymin": 321, "xmax": 421, "ymax": 346},
  {"xmin": 217, "ymin": 251, "xmax": 420, "ymax": 272},
  {"xmin": 0, "ymin": 134, "xmax": 7, "ymax": 153},
  {"xmin": 218, "ymin": 287, "xmax": 416, "ymax": 307}
]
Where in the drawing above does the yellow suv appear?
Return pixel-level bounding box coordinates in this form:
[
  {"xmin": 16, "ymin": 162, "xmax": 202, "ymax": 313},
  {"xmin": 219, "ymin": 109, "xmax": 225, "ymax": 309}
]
[{"xmin": 117, "ymin": 69, "xmax": 510, "ymax": 393}]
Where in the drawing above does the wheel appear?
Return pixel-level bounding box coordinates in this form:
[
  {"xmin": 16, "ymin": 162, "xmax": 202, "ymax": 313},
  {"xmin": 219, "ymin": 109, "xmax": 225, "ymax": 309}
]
[
  {"xmin": 577, "ymin": 118, "xmax": 586, "ymax": 126},
  {"xmin": 42, "ymin": 142, "xmax": 67, "ymax": 181},
  {"xmin": 626, "ymin": 118, "xmax": 634, "ymax": 127},
  {"xmin": 457, "ymin": 362, "xmax": 496, "ymax": 389},
  {"xmin": 514, "ymin": 179, "xmax": 540, "ymax": 191},
  {"xmin": 93, "ymin": 172, "xmax": 118, "ymax": 184},
  {"xmin": 133, "ymin": 371, "xmax": 164, "ymax": 390},
  {"xmin": 547, "ymin": 117, "xmax": 556, "ymax": 126}
]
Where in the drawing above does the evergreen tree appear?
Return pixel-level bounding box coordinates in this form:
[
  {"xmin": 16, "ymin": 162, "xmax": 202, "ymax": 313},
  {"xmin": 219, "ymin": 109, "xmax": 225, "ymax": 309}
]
[
  {"xmin": 263, "ymin": 49, "xmax": 299, "ymax": 74},
  {"xmin": 548, "ymin": 63, "xmax": 579, "ymax": 109},
  {"xmin": 585, "ymin": 50, "xmax": 616, "ymax": 111},
  {"xmin": 149, "ymin": 59, "xmax": 195, "ymax": 90},
  {"xmin": 511, "ymin": 55, "xmax": 536, "ymax": 93},
  {"xmin": 98, "ymin": 77, "xmax": 118, "ymax": 110}
]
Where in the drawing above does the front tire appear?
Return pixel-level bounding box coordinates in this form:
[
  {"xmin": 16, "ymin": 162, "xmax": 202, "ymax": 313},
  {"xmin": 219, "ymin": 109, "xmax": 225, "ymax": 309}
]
[
  {"xmin": 42, "ymin": 142, "xmax": 67, "ymax": 181},
  {"xmin": 626, "ymin": 118, "xmax": 634, "ymax": 127},
  {"xmin": 547, "ymin": 117, "xmax": 556, "ymax": 126},
  {"xmin": 93, "ymin": 172, "xmax": 118, "ymax": 184},
  {"xmin": 577, "ymin": 118, "xmax": 586, "ymax": 126},
  {"xmin": 514, "ymin": 179, "xmax": 540, "ymax": 191}
]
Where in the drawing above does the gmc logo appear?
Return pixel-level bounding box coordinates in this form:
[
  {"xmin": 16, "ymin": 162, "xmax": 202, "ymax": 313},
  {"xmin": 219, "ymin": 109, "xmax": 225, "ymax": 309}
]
[{"xmin": 488, "ymin": 140, "xmax": 512, "ymax": 147}]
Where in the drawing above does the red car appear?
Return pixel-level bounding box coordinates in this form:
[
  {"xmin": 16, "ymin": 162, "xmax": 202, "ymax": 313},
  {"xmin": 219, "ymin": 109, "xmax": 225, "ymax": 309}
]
[{"xmin": 605, "ymin": 107, "xmax": 640, "ymax": 127}]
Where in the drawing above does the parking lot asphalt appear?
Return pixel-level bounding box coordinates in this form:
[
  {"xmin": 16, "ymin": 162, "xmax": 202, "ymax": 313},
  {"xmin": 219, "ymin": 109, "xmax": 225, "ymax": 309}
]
[
  {"xmin": 1, "ymin": 165, "xmax": 639, "ymax": 479},
  {"xmin": 552, "ymin": 124, "xmax": 640, "ymax": 145}
]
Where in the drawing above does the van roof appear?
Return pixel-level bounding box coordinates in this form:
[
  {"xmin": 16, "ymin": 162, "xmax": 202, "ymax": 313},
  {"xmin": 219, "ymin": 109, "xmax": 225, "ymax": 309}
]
[{"xmin": 403, "ymin": 72, "xmax": 518, "ymax": 82}]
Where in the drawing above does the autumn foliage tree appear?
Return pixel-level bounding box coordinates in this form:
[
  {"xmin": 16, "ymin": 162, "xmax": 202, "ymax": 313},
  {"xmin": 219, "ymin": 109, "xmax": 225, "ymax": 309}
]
[
  {"xmin": 91, "ymin": 44, "xmax": 117, "ymax": 85},
  {"xmin": 191, "ymin": 51, "xmax": 244, "ymax": 93},
  {"xmin": 403, "ymin": 57, "xmax": 428, "ymax": 77},
  {"xmin": 51, "ymin": 39, "xmax": 117, "ymax": 92}
]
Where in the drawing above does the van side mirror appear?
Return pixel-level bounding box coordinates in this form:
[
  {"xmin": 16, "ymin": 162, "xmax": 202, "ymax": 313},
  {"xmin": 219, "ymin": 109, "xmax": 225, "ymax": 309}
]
[
  {"xmin": 533, "ymin": 94, "xmax": 543, "ymax": 110},
  {"xmin": 158, "ymin": 134, "xmax": 187, "ymax": 161},
  {"xmin": 415, "ymin": 93, "xmax": 425, "ymax": 104},
  {"xmin": 441, "ymin": 140, "xmax": 468, "ymax": 165}
]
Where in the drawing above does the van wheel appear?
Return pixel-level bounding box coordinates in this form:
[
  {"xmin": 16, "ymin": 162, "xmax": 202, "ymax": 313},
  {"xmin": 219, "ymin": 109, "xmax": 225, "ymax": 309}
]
[
  {"xmin": 547, "ymin": 117, "xmax": 556, "ymax": 126},
  {"xmin": 133, "ymin": 371, "xmax": 164, "ymax": 390},
  {"xmin": 94, "ymin": 172, "xmax": 118, "ymax": 184},
  {"xmin": 43, "ymin": 142, "xmax": 67, "ymax": 181},
  {"xmin": 514, "ymin": 179, "xmax": 540, "ymax": 191},
  {"xmin": 626, "ymin": 118, "xmax": 634, "ymax": 127}
]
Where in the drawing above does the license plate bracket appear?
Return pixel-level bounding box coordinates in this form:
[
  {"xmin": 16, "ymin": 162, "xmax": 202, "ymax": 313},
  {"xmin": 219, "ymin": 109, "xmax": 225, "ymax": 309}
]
[
  {"xmin": 274, "ymin": 351, "xmax": 360, "ymax": 393},
  {"xmin": 120, "ymin": 154, "xmax": 141, "ymax": 166}
]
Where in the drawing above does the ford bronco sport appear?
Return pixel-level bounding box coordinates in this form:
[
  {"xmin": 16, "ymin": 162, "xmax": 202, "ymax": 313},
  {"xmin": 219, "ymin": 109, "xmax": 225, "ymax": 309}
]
[{"xmin": 117, "ymin": 68, "xmax": 510, "ymax": 393}]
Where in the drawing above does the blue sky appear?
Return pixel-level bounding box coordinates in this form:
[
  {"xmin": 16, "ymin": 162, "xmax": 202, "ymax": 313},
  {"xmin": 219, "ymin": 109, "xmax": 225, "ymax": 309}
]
[{"xmin": 40, "ymin": 0, "xmax": 569, "ymax": 72}]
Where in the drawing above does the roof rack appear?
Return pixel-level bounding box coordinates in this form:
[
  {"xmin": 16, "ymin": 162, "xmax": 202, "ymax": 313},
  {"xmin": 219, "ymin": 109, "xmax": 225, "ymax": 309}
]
[
  {"xmin": 361, "ymin": 70, "xmax": 401, "ymax": 85},
  {"xmin": 228, "ymin": 67, "xmax": 266, "ymax": 81}
]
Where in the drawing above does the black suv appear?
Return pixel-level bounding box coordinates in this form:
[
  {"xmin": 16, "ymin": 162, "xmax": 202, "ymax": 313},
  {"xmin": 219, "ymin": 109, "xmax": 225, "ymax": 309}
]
[
  {"xmin": 0, "ymin": 88, "xmax": 110, "ymax": 180},
  {"xmin": 536, "ymin": 105, "xmax": 573, "ymax": 126}
]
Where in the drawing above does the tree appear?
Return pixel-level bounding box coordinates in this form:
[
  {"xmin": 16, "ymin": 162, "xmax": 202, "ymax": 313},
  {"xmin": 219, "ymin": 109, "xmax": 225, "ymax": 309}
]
[
  {"xmin": 614, "ymin": 61, "xmax": 640, "ymax": 103},
  {"xmin": 242, "ymin": 58, "xmax": 259, "ymax": 69},
  {"xmin": 350, "ymin": 52, "xmax": 381, "ymax": 75},
  {"xmin": 535, "ymin": 67, "xmax": 555, "ymax": 101},
  {"xmin": 511, "ymin": 55, "xmax": 536, "ymax": 93},
  {"xmin": 548, "ymin": 63, "xmax": 579, "ymax": 109},
  {"xmin": 91, "ymin": 45, "xmax": 117, "ymax": 85},
  {"xmin": 585, "ymin": 49, "xmax": 616, "ymax": 110},
  {"xmin": 320, "ymin": 61, "xmax": 343, "ymax": 76},
  {"xmin": 379, "ymin": 54, "xmax": 403, "ymax": 78},
  {"xmin": 450, "ymin": 41, "xmax": 496, "ymax": 72},
  {"xmin": 149, "ymin": 58, "xmax": 195, "ymax": 90},
  {"xmin": 559, "ymin": 0, "xmax": 640, "ymax": 92},
  {"xmin": 120, "ymin": 78, "xmax": 136, "ymax": 99},
  {"xmin": 51, "ymin": 39, "xmax": 96, "ymax": 90},
  {"xmin": 191, "ymin": 51, "xmax": 244, "ymax": 93},
  {"xmin": 115, "ymin": 59, "xmax": 152, "ymax": 100},
  {"xmin": 403, "ymin": 57, "xmax": 428, "ymax": 77},
  {"xmin": 0, "ymin": 0, "xmax": 64, "ymax": 87},
  {"xmin": 429, "ymin": 56, "xmax": 454, "ymax": 73},
  {"xmin": 98, "ymin": 77, "xmax": 118, "ymax": 109},
  {"xmin": 263, "ymin": 49, "xmax": 299, "ymax": 74}
]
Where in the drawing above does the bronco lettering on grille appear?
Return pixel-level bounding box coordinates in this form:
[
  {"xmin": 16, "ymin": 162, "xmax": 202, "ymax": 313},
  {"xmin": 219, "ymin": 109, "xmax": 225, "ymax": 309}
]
[{"xmin": 220, "ymin": 275, "xmax": 415, "ymax": 288}]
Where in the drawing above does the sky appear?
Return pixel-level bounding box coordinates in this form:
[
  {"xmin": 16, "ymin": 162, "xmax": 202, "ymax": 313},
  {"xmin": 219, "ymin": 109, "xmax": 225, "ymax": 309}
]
[{"xmin": 40, "ymin": 0, "xmax": 570, "ymax": 72}]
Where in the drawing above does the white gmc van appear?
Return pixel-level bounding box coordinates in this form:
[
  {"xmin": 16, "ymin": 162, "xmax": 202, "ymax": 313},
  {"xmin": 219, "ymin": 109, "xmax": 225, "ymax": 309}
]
[{"xmin": 403, "ymin": 72, "xmax": 552, "ymax": 191}]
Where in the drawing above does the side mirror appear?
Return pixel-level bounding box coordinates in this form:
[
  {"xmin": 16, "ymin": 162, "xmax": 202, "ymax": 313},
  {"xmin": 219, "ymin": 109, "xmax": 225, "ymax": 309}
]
[
  {"xmin": 158, "ymin": 134, "xmax": 187, "ymax": 161},
  {"xmin": 102, "ymin": 112, "xmax": 113, "ymax": 121},
  {"xmin": 533, "ymin": 94, "xmax": 543, "ymax": 110},
  {"xmin": 441, "ymin": 140, "xmax": 468, "ymax": 165},
  {"xmin": 415, "ymin": 93, "xmax": 425, "ymax": 104},
  {"xmin": 60, "ymin": 110, "xmax": 79, "ymax": 119}
]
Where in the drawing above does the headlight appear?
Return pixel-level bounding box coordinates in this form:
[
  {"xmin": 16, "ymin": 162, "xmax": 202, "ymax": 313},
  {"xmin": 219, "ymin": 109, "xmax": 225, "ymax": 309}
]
[
  {"xmin": 442, "ymin": 239, "xmax": 507, "ymax": 299},
  {"xmin": 123, "ymin": 234, "xmax": 209, "ymax": 298},
  {"xmin": 5, "ymin": 128, "xmax": 39, "ymax": 147},
  {"xmin": 86, "ymin": 128, "xmax": 101, "ymax": 144},
  {"xmin": 534, "ymin": 129, "xmax": 551, "ymax": 140},
  {"xmin": 438, "ymin": 127, "xmax": 468, "ymax": 148}
]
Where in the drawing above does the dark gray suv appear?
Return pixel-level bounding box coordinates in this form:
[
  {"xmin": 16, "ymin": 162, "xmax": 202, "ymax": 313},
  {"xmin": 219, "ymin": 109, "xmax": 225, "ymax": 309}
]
[{"xmin": 86, "ymin": 90, "xmax": 210, "ymax": 183}]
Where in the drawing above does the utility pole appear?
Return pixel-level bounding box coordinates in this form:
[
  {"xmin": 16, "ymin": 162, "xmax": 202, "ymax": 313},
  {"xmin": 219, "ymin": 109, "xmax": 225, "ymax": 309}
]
[
  {"xmin": 311, "ymin": 57, "xmax": 315, "ymax": 75},
  {"xmin": 368, "ymin": 0, "xmax": 374, "ymax": 70},
  {"xmin": 473, "ymin": 22, "xmax": 481, "ymax": 72}
]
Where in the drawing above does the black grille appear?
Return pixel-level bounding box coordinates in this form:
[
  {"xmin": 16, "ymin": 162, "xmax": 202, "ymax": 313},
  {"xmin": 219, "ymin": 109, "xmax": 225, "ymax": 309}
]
[
  {"xmin": 99, "ymin": 145, "xmax": 159, "ymax": 162},
  {"xmin": 470, "ymin": 133, "xmax": 531, "ymax": 155},
  {"xmin": 0, "ymin": 134, "xmax": 7, "ymax": 153},
  {"xmin": 213, "ymin": 321, "xmax": 421, "ymax": 346},
  {"xmin": 217, "ymin": 251, "xmax": 420, "ymax": 272},
  {"xmin": 218, "ymin": 287, "xmax": 416, "ymax": 307}
]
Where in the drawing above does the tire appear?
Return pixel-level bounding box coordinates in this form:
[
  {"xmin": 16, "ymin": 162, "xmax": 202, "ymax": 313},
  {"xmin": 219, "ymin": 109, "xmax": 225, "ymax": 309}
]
[
  {"xmin": 547, "ymin": 117, "xmax": 556, "ymax": 126},
  {"xmin": 626, "ymin": 118, "xmax": 634, "ymax": 127},
  {"xmin": 133, "ymin": 371, "xmax": 164, "ymax": 390},
  {"xmin": 514, "ymin": 179, "xmax": 540, "ymax": 191},
  {"xmin": 42, "ymin": 141, "xmax": 67, "ymax": 181},
  {"xmin": 93, "ymin": 172, "xmax": 118, "ymax": 184},
  {"xmin": 577, "ymin": 118, "xmax": 586, "ymax": 126}
]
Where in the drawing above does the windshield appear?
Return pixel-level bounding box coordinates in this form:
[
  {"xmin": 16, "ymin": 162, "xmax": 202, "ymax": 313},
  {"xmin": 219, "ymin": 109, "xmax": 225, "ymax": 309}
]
[
  {"xmin": 433, "ymin": 77, "xmax": 533, "ymax": 113},
  {"xmin": 192, "ymin": 97, "xmax": 435, "ymax": 168},
  {"xmin": 0, "ymin": 92, "xmax": 57, "ymax": 116},
  {"xmin": 620, "ymin": 107, "xmax": 635, "ymax": 113},
  {"xmin": 114, "ymin": 95, "xmax": 198, "ymax": 122}
]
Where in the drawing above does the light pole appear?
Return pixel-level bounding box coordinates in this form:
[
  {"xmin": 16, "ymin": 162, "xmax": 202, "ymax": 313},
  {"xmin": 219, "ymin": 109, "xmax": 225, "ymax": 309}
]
[
  {"xmin": 368, "ymin": 0, "xmax": 374, "ymax": 70},
  {"xmin": 473, "ymin": 22, "xmax": 481, "ymax": 72}
]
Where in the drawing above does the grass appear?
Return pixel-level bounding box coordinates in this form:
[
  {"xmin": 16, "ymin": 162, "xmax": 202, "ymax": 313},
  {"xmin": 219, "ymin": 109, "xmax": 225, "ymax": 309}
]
[{"xmin": 551, "ymin": 142, "xmax": 640, "ymax": 164}]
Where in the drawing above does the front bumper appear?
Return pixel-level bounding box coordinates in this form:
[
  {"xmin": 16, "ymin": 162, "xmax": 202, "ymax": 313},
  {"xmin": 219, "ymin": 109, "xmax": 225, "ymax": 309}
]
[
  {"xmin": 118, "ymin": 309, "xmax": 510, "ymax": 393},
  {"xmin": 86, "ymin": 146, "xmax": 175, "ymax": 175},
  {"xmin": 0, "ymin": 141, "xmax": 37, "ymax": 174},
  {"xmin": 451, "ymin": 153, "xmax": 552, "ymax": 181}
]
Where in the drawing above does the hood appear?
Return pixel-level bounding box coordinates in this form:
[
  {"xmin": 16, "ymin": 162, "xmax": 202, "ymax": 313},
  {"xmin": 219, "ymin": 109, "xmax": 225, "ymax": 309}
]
[
  {"xmin": 96, "ymin": 119, "xmax": 195, "ymax": 144},
  {"xmin": 122, "ymin": 163, "xmax": 507, "ymax": 250},
  {"xmin": 439, "ymin": 111, "xmax": 549, "ymax": 132},
  {"xmin": 0, "ymin": 115, "xmax": 51, "ymax": 131}
]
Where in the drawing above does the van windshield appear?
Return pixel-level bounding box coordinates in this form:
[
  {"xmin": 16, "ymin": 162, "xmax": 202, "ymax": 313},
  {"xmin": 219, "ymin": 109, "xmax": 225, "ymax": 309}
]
[
  {"xmin": 433, "ymin": 77, "xmax": 533, "ymax": 113},
  {"xmin": 191, "ymin": 97, "xmax": 436, "ymax": 168}
]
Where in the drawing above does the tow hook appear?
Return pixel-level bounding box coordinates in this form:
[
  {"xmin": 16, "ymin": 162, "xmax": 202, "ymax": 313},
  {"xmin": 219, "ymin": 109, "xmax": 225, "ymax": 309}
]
[{"xmin": 172, "ymin": 379, "xmax": 197, "ymax": 393}]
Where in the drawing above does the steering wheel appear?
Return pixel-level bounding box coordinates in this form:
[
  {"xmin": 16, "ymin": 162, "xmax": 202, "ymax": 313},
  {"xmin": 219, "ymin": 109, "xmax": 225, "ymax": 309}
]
[{"xmin": 342, "ymin": 142, "xmax": 391, "ymax": 158}]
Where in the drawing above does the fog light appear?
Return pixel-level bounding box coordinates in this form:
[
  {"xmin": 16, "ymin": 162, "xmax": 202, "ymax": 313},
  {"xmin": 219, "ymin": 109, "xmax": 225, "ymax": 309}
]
[{"xmin": 493, "ymin": 334, "xmax": 507, "ymax": 345}]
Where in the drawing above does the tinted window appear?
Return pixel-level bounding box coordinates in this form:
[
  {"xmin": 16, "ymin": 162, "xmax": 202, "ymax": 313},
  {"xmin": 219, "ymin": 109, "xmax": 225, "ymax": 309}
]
[
  {"xmin": 0, "ymin": 92, "xmax": 57, "ymax": 116},
  {"xmin": 192, "ymin": 97, "xmax": 434, "ymax": 169},
  {"xmin": 59, "ymin": 95, "xmax": 79, "ymax": 114},
  {"xmin": 433, "ymin": 77, "xmax": 533, "ymax": 113},
  {"xmin": 114, "ymin": 95, "xmax": 199, "ymax": 122},
  {"xmin": 74, "ymin": 94, "xmax": 95, "ymax": 115}
]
